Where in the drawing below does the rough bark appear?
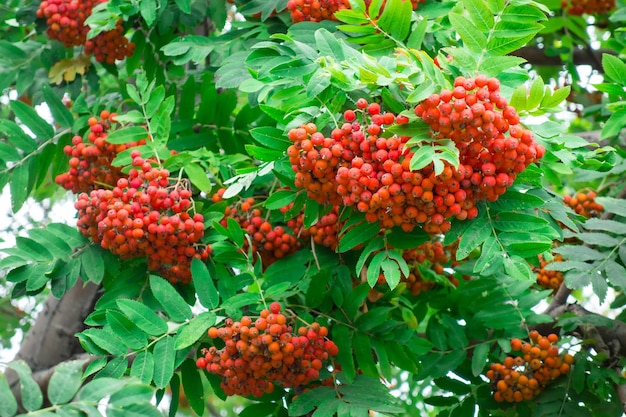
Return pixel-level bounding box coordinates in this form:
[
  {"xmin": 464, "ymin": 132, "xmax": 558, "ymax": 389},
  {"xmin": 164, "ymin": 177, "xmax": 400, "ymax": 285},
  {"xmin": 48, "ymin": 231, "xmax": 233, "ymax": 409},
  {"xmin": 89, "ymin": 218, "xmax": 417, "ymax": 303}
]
[{"xmin": 7, "ymin": 281, "xmax": 101, "ymax": 407}]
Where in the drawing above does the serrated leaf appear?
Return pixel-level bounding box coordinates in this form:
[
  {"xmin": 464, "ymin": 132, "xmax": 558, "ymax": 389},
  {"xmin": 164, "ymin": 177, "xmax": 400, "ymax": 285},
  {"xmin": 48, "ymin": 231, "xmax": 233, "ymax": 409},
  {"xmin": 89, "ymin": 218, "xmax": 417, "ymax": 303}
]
[
  {"xmin": 116, "ymin": 299, "xmax": 169, "ymax": 336},
  {"xmin": 175, "ymin": 311, "xmax": 216, "ymax": 350},
  {"xmin": 78, "ymin": 378, "xmax": 127, "ymax": 401},
  {"xmin": 150, "ymin": 275, "xmax": 192, "ymax": 322},
  {"xmin": 596, "ymin": 197, "xmax": 626, "ymax": 218},
  {"xmin": 15, "ymin": 236, "xmax": 53, "ymax": 262},
  {"xmin": 106, "ymin": 126, "xmax": 149, "ymax": 145},
  {"xmin": 264, "ymin": 189, "xmax": 296, "ymax": 210},
  {"xmin": 449, "ymin": 13, "xmax": 487, "ymax": 53},
  {"xmin": 153, "ymin": 336, "xmax": 176, "ymax": 389},
  {"xmin": 0, "ymin": 120, "xmax": 37, "ymax": 153},
  {"xmin": 10, "ymin": 161, "xmax": 29, "ymax": 212},
  {"xmin": 106, "ymin": 310, "xmax": 148, "ymax": 350},
  {"xmin": 381, "ymin": 258, "xmax": 401, "ymax": 289},
  {"xmin": 0, "ymin": 372, "xmax": 18, "ymax": 417},
  {"xmin": 584, "ymin": 218, "xmax": 626, "ymax": 235},
  {"xmin": 190, "ymin": 258, "xmax": 219, "ymax": 310},
  {"xmin": 471, "ymin": 343, "xmax": 489, "ymax": 376},
  {"xmin": 456, "ymin": 217, "xmax": 491, "ymax": 260},
  {"xmin": 332, "ymin": 325, "xmax": 355, "ymax": 383},
  {"xmin": 315, "ymin": 28, "xmax": 345, "ymax": 61},
  {"xmin": 366, "ymin": 251, "xmax": 386, "ymax": 287},
  {"xmin": 48, "ymin": 359, "xmax": 87, "ymax": 405},
  {"xmin": 8, "ymin": 360, "xmax": 43, "ymax": 412},
  {"xmin": 184, "ymin": 162, "xmax": 211, "ymax": 192},
  {"xmin": 338, "ymin": 219, "xmax": 380, "ymax": 253},
  {"xmin": 463, "ymin": 0, "xmax": 494, "ymax": 31},
  {"xmin": 10, "ymin": 100, "xmax": 54, "ymax": 140},
  {"xmin": 352, "ymin": 332, "xmax": 378, "ymax": 378},
  {"xmin": 553, "ymin": 245, "xmax": 605, "ymax": 261},
  {"xmin": 542, "ymin": 86, "xmax": 570, "ymax": 108},
  {"xmin": 606, "ymin": 260, "xmax": 626, "ymax": 290},
  {"xmin": 42, "ymin": 85, "xmax": 74, "ymax": 128},
  {"xmin": 80, "ymin": 245, "xmax": 105, "ymax": 284},
  {"xmin": 527, "ymin": 77, "xmax": 545, "ymax": 110},
  {"xmin": 473, "ymin": 236, "xmax": 501, "ymax": 274},
  {"xmin": 489, "ymin": 190, "xmax": 544, "ymax": 210},
  {"xmin": 130, "ymin": 351, "xmax": 155, "ymax": 385},
  {"xmin": 603, "ymin": 54, "xmax": 626, "ymax": 85},
  {"xmin": 27, "ymin": 229, "xmax": 73, "ymax": 259},
  {"xmin": 81, "ymin": 328, "xmax": 127, "ymax": 356}
]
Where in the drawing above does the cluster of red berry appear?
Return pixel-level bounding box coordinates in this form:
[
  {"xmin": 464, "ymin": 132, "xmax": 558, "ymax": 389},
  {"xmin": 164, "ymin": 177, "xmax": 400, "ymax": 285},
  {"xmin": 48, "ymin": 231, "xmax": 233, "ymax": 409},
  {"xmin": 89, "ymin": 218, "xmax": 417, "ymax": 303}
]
[
  {"xmin": 535, "ymin": 253, "xmax": 564, "ymax": 291},
  {"xmin": 486, "ymin": 332, "xmax": 574, "ymax": 403},
  {"xmin": 564, "ymin": 190, "xmax": 603, "ymax": 218},
  {"xmin": 55, "ymin": 111, "xmax": 145, "ymax": 193},
  {"xmin": 75, "ymin": 153, "xmax": 210, "ymax": 284},
  {"xmin": 213, "ymin": 190, "xmax": 301, "ymax": 267},
  {"xmin": 401, "ymin": 239, "xmax": 461, "ymax": 295},
  {"xmin": 290, "ymin": 93, "xmax": 519, "ymax": 235},
  {"xmin": 290, "ymin": 205, "xmax": 342, "ymax": 251},
  {"xmin": 415, "ymin": 75, "xmax": 545, "ymax": 219},
  {"xmin": 561, "ymin": 0, "xmax": 615, "ymax": 15},
  {"xmin": 286, "ymin": 0, "xmax": 350, "ymax": 23},
  {"xmin": 36, "ymin": 0, "xmax": 134, "ymax": 64},
  {"xmin": 196, "ymin": 303, "xmax": 338, "ymax": 397}
]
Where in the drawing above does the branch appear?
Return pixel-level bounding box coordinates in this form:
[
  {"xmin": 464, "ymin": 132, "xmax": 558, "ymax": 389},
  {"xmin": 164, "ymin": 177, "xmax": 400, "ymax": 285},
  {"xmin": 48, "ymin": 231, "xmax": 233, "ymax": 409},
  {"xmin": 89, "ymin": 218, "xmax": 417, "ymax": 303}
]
[
  {"xmin": 7, "ymin": 280, "xmax": 101, "ymax": 409},
  {"xmin": 511, "ymin": 47, "xmax": 616, "ymax": 71}
]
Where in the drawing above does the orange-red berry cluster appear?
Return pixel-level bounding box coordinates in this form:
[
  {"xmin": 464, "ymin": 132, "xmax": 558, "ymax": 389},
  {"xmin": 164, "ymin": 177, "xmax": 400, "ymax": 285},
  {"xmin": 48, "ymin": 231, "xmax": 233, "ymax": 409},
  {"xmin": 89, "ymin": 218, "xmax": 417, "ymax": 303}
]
[
  {"xmin": 486, "ymin": 332, "xmax": 574, "ymax": 403},
  {"xmin": 561, "ymin": 0, "xmax": 615, "ymax": 15},
  {"xmin": 214, "ymin": 190, "xmax": 301, "ymax": 267},
  {"xmin": 535, "ymin": 253, "xmax": 564, "ymax": 291},
  {"xmin": 400, "ymin": 239, "xmax": 461, "ymax": 295},
  {"xmin": 564, "ymin": 190, "xmax": 603, "ymax": 218},
  {"xmin": 416, "ymin": 75, "xmax": 545, "ymax": 211},
  {"xmin": 288, "ymin": 100, "xmax": 467, "ymax": 235},
  {"xmin": 56, "ymin": 111, "xmax": 145, "ymax": 193},
  {"xmin": 286, "ymin": 0, "xmax": 350, "ymax": 22},
  {"xmin": 37, "ymin": 0, "xmax": 134, "ymax": 64},
  {"xmin": 286, "ymin": 205, "xmax": 342, "ymax": 251},
  {"xmin": 75, "ymin": 153, "xmax": 209, "ymax": 284},
  {"xmin": 197, "ymin": 302, "xmax": 338, "ymax": 397}
]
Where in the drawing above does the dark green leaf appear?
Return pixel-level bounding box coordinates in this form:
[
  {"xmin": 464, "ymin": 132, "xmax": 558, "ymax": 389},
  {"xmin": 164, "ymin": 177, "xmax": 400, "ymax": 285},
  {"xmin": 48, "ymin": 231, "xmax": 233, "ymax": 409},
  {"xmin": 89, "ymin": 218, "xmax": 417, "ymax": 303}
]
[
  {"xmin": 332, "ymin": 325, "xmax": 355, "ymax": 383},
  {"xmin": 184, "ymin": 162, "xmax": 211, "ymax": 193},
  {"xmin": 153, "ymin": 336, "xmax": 176, "ymax": 389},
  {"xmin": 116, "ymin": 299, "xmax": 169, "ymax": 336},
  {"xmin": 10, "ymin": 100, "xmax": 54, "ymax": 140},
  {"xmin": 106, "ymin": 126, "xmax": 149, "ymax": 145},
  {"xmin": 8, "ymin": 360, "xmax": 43, "ymax": 412},
  {"xmin": 150, "ymin": 275, "xmax": 192, "ymax": 322},
  {"xmin": 180, "ymin": 359, "xmax": 205, "ymax": 415},
  {"xmin": 351, "ymin": 332, "xmax": 378, "ymax": 378},
  {"xmin": 456, "ymin": 216, "xmax": 491, "ymax": 260},
  {"xmin": 191, "ymin": 258, "xmax": 220, "ymax": 310},
  {"xmin": 42, "ymin": 85, "xmax": 73, "ymax": 128},
  {"xmin": 603, "ymin": 54, "xmax": 626, "ymax": 85},
  {"xmin": 264, "ymin": 189, "xmax": 297, "ymax": 210},
  {"xmin": 471, "ymin": 343, "xmax": 489, "ymax": 377},
  {"xmin": 106, "ymin": 310, "xmax": 148, "ymax": 350},
  {"xmin": 10, "ymin": 161, "xmax": 29, "ymax": 212},
  {"xmin": 338, "ymin": 220, "xmax": 381, "ymax": 252},
  {"xmin": 175, "ymin": 312, "xmax": 216, "ymax": 350},
  {"xmin": 48, "ymin": 359, "xmax": 87, "ymax": 405},
  {"xmin": 80, "ymin": 245, "xmax": 105, "ymax": 284}
]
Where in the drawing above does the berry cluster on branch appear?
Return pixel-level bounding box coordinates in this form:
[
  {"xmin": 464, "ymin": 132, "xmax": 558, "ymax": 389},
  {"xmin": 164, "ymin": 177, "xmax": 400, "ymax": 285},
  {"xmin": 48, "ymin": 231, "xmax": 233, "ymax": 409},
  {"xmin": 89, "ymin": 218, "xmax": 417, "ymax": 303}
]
[
  {"xmin": 75, "ymin": 153, "xmax": 210, "ymax": 284},
  {"xmin": 214, "ymin": 190, "xmax": 301, "ymax": 267},
  {"xmin": 196, "ymin": 303, "xmax": 338, "ymax": 397},
  {"xmin": 56, "ymin": 111, "xmax": 145, "ymax": 193},
  {"xmin": 564, "ymin": 190, "xmax": 603, "ymax": 218},
  {"xmin": 561, "ymin": 0, "xmax": 615, "ymax": 15},
  {"xmin": 535, "ymin": 253, "xmax": 564, "ymax": 291},
  {"xmin": 37, "ymin": 0, "xmax": 134, "ymax": 64},
  {"xmin": 486, "ymin": 332, "xmax": 574, "ymax": 403}
]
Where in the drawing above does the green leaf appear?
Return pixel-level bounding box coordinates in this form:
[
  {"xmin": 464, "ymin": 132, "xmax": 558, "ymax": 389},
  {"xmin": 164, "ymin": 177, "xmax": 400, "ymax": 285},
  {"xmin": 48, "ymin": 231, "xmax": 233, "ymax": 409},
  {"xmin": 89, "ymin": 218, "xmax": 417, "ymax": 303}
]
[
  {"xmin": 42, "ymin": 85, "xmax": 73, "ymax": 128},
  {"xmin": 181, "ymin": 360, "xmax": 205, "ymax": 415},
  {"xmin": 596, "ymin": 197, "xmax": 626, "ymax": 218},
  {"xmin": 10, "ymin": 161, "xmax": 29, "ymax": 212},
  {"xmin": 130, "ymin": 351, "xmax": 155, "ymax": 384},
  {"xmin": 106, "ymin": 126, "xmax": 148, "ymax": 145},
  {"xmin": 264, "ymin": 189, "xmax": 297, "ymax": 210},
  {"xmin": 184, "ymin": 162, "xmax": 211, "ymax": 192},
  {"xmin": 289, "ymin": 386, "xmax": 338, "ymax": 416},
  {"xmin": 366, "ymin": 251, "xmax": 386, "ymax": 287},
  {"xmin": 332, "ymin": 325, "xmax": 355, "ymax": 383},
  {"xmin": 471, "ymin": 343, "xmax": 490, "ymax": 377},
  {"xmin": 150, "ymin": 275, "xmax": 192, "ymax": 322},
  {"xmin": 15, "ymin": 236, "xmax": 53, "ymax": 262},
  {"xmin": 175, "ymin": 311, "xmax": 216, "ymax": 350},
  {"xmin": 109, "ymin": 384, "xmax": 154, "ymax": 407},
  {"xmin": 584, "ymin": 218, "xmax": 626, "ymax": 235},
  {"xmin": 463, "ymin": 0, "xmax": 494, "ymax": 31},
  {"xmin": 27, "ymin": 229, "xmax": 73, "ymax": 259},
  {"xmin": 456, "ymin": 216, "xmax": 491, "ymax": 260},
  {"xmin": 190, "ymin": 258, "xmax": 219, "ymax": 310},
  {"xmin": 355, "ymin": 237, "xmax": 385, "ymax": 279},
  {"xmin": 352, "ymin": 332, "xmax": 378, "ymax": 378},
  {"xmin": 78, "ymin": 378, "xmax": 127, "ymax": 401},
  {"xmin": 8, "ymin": 360, "xmax": 43, "ymax": 412},
  {"xmin": 106, "ymin": 310, "xmax": 148, "ymax": 350},
  {"xmin": 153, "ymin": 336, "xmax": 176, "ymax": 389},
  {"xmin": 81, "ymin": 328, "xmax": 127, "ymax": 356},
  {"xmin": 10, "ymin": 100, "xmax": 54, "ymax": 140},
  {"xmin": 489, "ymin": 190, "xmax": 544, "ymax": 210},
  {"xmin": 377, "ymin": 0, "xmax": 413, "ymax": 41},
  {"xmin": 478, "ymin": 56, "xmax": 526, "ymax": 76},
  {"xmin": 0, "ymin": 372, "xmax": 18, "ymax": 417},
  {"xmin": 0, "ymin": 120, "xmax": 37, "ymax": 153},
  {"xmin": 473, "ymin": 236, "xmax": 502, "ymax": 274},
  {"xmin": 80, "ymin": 245, "xmax": 105, "ymax": 284},
  {"xmin": 542, "ymin": 86, "xmax": 570, "ymax": 108},
  {"xmin": 603, "ymin": 54, "xmax": 626, "ymax": 85},
  {"xmin": 487, "ymin": 32, "xmax": 535, "ymax": 56},
  {"xmin": 492, "ymin": 212, "xmax": 550, "ymax": 232},
  {"xmin": 381, "ymin": 258, "xmax": 401, "ymax": 289},
  {"xmin": 315, "ymin": 28, "xmax": 345, "ymax": 61},
  {"xmin": 116, "ymin": 299, "xmax": 169, "ymax": 336},
  {"xmin": 175, "ymin": 0, "xmax": 191, "ymax": 13},
  {"xmin": 48, "ymin": 359, "xmax": 87, "ymax": 405},
  {"xmin": 338, "ymin": 219, "xmax": 381, "ymax": 253},
  {"xmin": 449, "ymin": 13, "xmax": 487, "ymax": 53},
  {"xmin": 140, "ymin": 0, "xmax": 157, "ymax": 26},
  {"xmin": 249, "ymin": 126, "xmax": 291, "ymax": 151}
]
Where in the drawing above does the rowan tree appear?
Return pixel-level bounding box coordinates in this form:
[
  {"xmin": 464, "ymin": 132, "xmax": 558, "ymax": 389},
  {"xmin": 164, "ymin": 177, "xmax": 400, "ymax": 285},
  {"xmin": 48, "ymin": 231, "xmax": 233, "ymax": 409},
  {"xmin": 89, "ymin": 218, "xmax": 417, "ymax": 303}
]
[{"xmin": 1, "ymin": 0, "xmax": 626, "ymax": 416}]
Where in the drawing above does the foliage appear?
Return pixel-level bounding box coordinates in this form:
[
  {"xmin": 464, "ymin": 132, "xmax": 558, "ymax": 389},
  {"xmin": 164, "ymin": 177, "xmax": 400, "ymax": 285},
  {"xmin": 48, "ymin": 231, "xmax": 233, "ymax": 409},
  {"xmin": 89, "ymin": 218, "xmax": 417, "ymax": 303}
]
[{"xmin": 1, "ymin": 0, "xmax": 626, "ymax": 416}]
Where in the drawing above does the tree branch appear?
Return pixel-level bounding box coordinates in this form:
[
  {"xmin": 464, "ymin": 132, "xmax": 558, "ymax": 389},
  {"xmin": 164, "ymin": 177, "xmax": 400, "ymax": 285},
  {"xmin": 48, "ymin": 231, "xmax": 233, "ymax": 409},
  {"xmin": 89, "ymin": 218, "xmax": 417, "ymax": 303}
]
[{"xmin": 511, "ymin": 47, "xmax": 616, "ymax": 71}]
